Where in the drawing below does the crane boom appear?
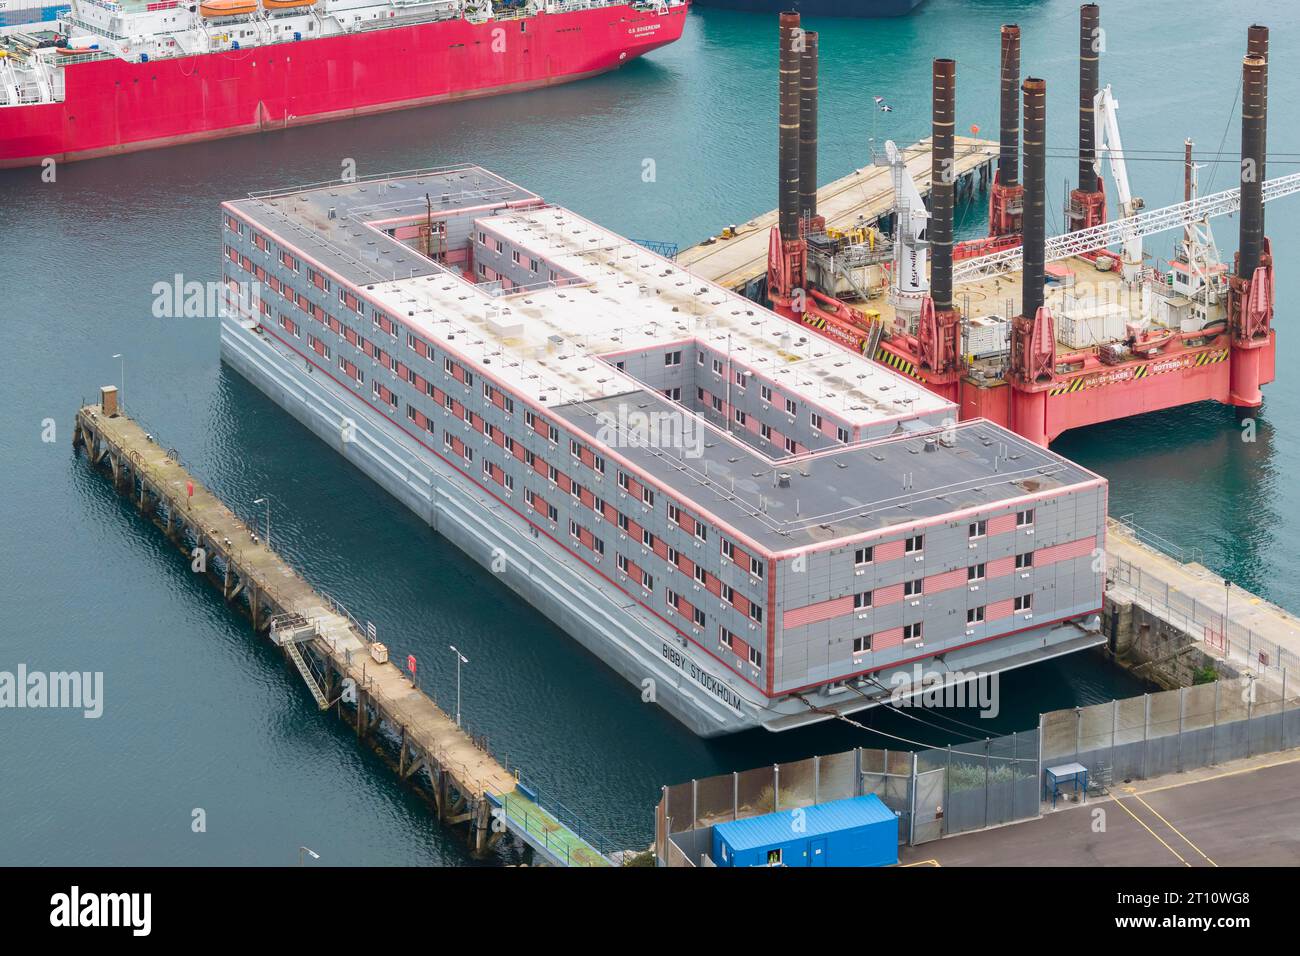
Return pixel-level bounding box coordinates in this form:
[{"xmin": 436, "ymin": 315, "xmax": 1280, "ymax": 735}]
[
  {"xmin": 954, "ymin": 170, "xmax": 1300, "ymax": 283},
  {"xmin": 1094, "ymin": 84, "xmax": 1144, "ymax": 280}
]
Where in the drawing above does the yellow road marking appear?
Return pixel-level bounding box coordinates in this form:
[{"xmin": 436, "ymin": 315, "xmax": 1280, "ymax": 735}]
[
  {"xmin": 1111, "ymin": 797, "xmax": 1190, "ymax": 866},
  {"xmin": 902, "ymin": 859, "xmax": 941, "ymax": 867},
  {"xmin": 1132, "ymin": 794, "xmax": 1217, "ymax": 867},
  {"xmin": 1133, "ymin": 752, "xmax": 1300, "ymax": 797}
]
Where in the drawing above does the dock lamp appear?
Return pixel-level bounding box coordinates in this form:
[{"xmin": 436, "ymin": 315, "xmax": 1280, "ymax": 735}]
[
  {"xmin": 449, "ymin": 645, "xmax": 469, "ymax": 728},
  {"xmin": 111, "ymin": 353, "xmax": 124, "ymax": 405},
  {"xmin": 253, "ymin": 496, "xmax": 271, "ymax": 549},
  {"xmin": 298, "ymin": 846, "xmax": 320, "ymax": 866}
]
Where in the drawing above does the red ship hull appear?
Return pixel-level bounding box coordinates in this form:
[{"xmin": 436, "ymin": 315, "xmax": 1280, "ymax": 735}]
[{"xmin": 0, "ymin": 4, "xmax": 688, "ymax": 166}]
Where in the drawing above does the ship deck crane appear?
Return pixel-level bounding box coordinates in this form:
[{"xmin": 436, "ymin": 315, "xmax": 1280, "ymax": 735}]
[
  {"xmin": 953, "ymin": 170, "xmax": 1300, "ymax": 284},
  {"xmin": 1094, "ymin": 84, "xmax": 1144, "ymax": 282}
]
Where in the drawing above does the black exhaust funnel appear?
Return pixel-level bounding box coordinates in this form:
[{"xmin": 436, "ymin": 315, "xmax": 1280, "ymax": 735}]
[
  {"xmin": 1022, "ymin": 77, "xmax": 1047, "ymax": 319},
  {"xmin": 1239, "ymin": 52, "xmax": 1268, "ymax": 279},
  {"xmin": 1078, "ymin": 4, "xmax": 1100, "ymax": 194},
  {"xmin": 998, "ymin": 25, "xmax": 1021, "ymax": 188},
  {"xmin": 799, "ymin": 31, "xmax": 819, "ymax": 221},
  {"xmin": 779, "ymin": 12, "xmax": 802, "ymax": 242},
  {"xmin": 931, "ymin": 58, "xmax": 956, "ymax": 313}
]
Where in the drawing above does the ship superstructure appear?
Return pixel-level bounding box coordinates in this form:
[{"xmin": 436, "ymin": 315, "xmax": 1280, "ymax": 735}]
[
  {"xmin": 0, "ymin": 0, "xmax": 688, "ymax": 166},
  {"xmin": 219, "ymin": 165, "xmax": 1107, "ymax": 736}
]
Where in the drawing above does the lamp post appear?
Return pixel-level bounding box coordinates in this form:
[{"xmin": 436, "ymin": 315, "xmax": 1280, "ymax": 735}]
[
  {"xmin": 111, "ymin": 353, "xmax": 124, "ymax": 406},
  {"xmin": 298, "ymin": 846, "xmax": 320, "ymax": 866},
  {"xmin": 449, "ymin": 644, "xmax": 468, "ymax": 728},
  {"xmin": 253, "ymin": 496, "xmax": 271, "ymax": 549}
]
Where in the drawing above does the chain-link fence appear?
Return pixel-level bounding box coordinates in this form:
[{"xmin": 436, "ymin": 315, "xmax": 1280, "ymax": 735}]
[{"xmin": 1041, "ymin": 677, "xmax": 1300, "ymax": 783}]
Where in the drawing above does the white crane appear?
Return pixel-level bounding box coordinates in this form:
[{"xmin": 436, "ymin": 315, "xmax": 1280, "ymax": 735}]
[
  {"xmin": 884, "ymin": 139, "xmax": 929, "ymax": 322},
  {"xmin": 1093, "ymin": 84, "xmax": 1144, "ymax": 282}
]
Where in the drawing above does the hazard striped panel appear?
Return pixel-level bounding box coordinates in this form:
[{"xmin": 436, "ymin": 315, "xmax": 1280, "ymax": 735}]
[
  {"xmin": 874, "ymin": 346, "xmax": 926, "ymax": 382},
  {"xmin": 1049, "ymin": 349, "xmax": 1229, "ymax": 397}
]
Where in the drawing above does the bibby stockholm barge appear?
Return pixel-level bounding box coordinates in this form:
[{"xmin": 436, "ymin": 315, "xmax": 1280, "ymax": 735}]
[{"xmin": 219, "ymin": 166, "xmax": 1108, "ymax": 736}]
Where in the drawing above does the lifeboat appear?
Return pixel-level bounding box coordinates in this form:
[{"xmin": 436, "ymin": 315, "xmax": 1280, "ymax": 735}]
[
  {"xmin": 262, "ymin": 0, "xmax": 316, "ymax": 8},
  {"xmin": 199, "ymin": 0, "xmax": 258, "ymax": 17}
]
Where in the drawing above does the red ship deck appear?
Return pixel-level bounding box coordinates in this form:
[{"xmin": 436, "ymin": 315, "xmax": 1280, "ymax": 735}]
[{"xmin": 0, "ymin": 3, "xmax": 688, "ymax": 166}]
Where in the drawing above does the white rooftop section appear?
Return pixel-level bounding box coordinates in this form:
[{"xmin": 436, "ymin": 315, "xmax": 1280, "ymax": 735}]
[{"xmin": 362, "ymin": 202, "xmax": 954, "ymax": 425}]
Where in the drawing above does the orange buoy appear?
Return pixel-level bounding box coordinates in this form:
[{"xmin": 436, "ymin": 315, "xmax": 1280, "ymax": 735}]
[
  {"xmin": 199, "ymin": 0, "xmax": 257, "ymax": 16},
  {"xmin": 262, "ymin": 0, "xmax": 316, "ymax": 7}
]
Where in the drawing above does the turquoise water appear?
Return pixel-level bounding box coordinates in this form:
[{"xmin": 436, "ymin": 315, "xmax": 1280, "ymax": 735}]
[{"xmin": 1, "ymin": 0, "xmax": 1295, "ymax": 864}]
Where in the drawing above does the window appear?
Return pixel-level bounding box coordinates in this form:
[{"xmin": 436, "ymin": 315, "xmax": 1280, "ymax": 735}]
[
  {"xmin": 443, "ymin": 393, "xmax": 454, "ymax": 413},
  {"xmin": 484, "ymin": 381, "xmax": 493, "ymax": 400},
  {"xmin": 668, "ymin": 503, "xmax": 681, "ymax": 523},
  {"xmin": 642, "ymin": 529, "xmax": 654, "ymax": 549},
  {"xmin": 593, "ymin": 537, "xmax": 605, "ymax": 557},
  {"xmin": 593, "ymin": 455, "xmax": 605, "ymax": 476},
  {"xmin": 694, "ymin": 565, "xmax": 707, "ymax": 586},
  {"xmin": 837, "ymin": 426, "xmax": 850, "ymax": 444},
  {"xmin": 570, "ymin": 481, "xmax": 582, "ymax": 502},
  {"xmin": 504, "ymin": 436, "xmax": 515, "ymax": 454},
  {"xmin": 694, "ymin": 522, "xmax": 708, "ymax": 543},
  {"xmin": 711, "ymin": 358, "xmax": 722, "ymax": 375},
  {"xmin": 529, "ymin": 258, "xmax": 539, "ymax": 273},
  {"xmin": 569, "ymin": 519, "xmax": 580, "ymax": 540},
  {"xmin": 905, "ymin": 534, "xmax": 924, "ymax": 555},
  {"xmin": 593, "ymin": 495, "xmax": 605, "ymax": 515},
  {"xmin": 547, "ymin": 464, "xmax": 558, "ymax": 484},
  {"xmin": 760, "ymin": 423, "xmax": 772, "ymax": 441},
  {"xmin": 1015, "ymin": 593, "xmax": 1033, "ymax": 612},
  {"xmin": 464, "ymin": 370, "xmax": 474, "ymax": 389},
  {"xmin": 617, "ymin": 554, "xmax": 628, "ymax": 574},
  {"xmin": 721, "ymin": 539, "xmax": 735, "ymax": 561},
  {"xmin": 444, "ymin": 357, "xmax": 454, "ymax": 375},
  {"xmin": 748, "ymin": 646, "xmax": 763, "ymax": 668},
  {"xmin": 967, "ymin": 563, "xmax": 986, "ymax": 582},
  {"xmin": 525, "ymin": 410, "xmax": 536, "ymax": 428},
  {"xmin": 642, "ymin": 487, "xmax": 655, "ymax": 508},
  {"xmin": 512, "ymin": 250, "xmax": 520, "ymax": 265},
  {"xmin": 641, "ymin": 570, "xmax": 654, "ymax": 591},
  {"xmin": 546, "ymin": 503, "xmax": 557, "ymax": 523},
  {"xmin": 854, "ymin": 546, "xmax": 873, "ymax": 566},
  {"xmin": 668, "ymin": 546, "xmax": 680, "ymax": 565},
  {"xmin": 853, "ymin": 590, "xmax": 873, "ymax": 610},
  {"xmin": 750, "ymin": 557, "xmax": 764, "ymax": 579},
  {"xmin": 696, "ymin": 352, "xmax": 705, "ymax": 366},
  {"xmin": 617, "ymin": 513, "xmax": 629, "ymax": 532},
  {"xmin": 734, "ymin": 408, "xmax": 746, "ymax": 426},
  {"xmin": 760, "ymin": 384, "xmax": 772, "ymax": 403},
  {"xmin": 784, "ymin": 437, "xmax": 796, "ymax": 454},
  {"xmin": 784, "ymin": 398, "xmax": 797, "ymax": 416},
  {"xmin": 664, "ymin": 350, "xmax": 682, "ymax": 367},
  {"xmin": 853, "ymin": 635, "xmax": 872, "ymax": 654},
  {"xmin": 1015, "ymin": 551, "xmax": 1035, "ymax": 570},
  {"xmin": 524, "ymin": 450, "xmax": 535, "ymax": 468},
  {"xmin": 666, "ymin": 589, "xmax": 680, "ymax": 609},
  {"xmin": 664, "ymin": 386, "xmax": 681, "ymax": 401},
  {"xmin": 525, "ymin": 488, "xmax": 536, "ymax": 508},
  {"xmin": 548, "ymin": 425, "xmax": 559, "ymax": 445},
  {"xmin": 748, "ymin": 603, "xmax": 763, "ymax": 624},
  {"xmin": 734, "ymin": 370, "xmax": 746, "ymax": 388},
  {"xmin": 810, "ymin": 411, "xmax": 823, "ymax": 430},
  {"xmin": 719, "ymin": 626, "xmax": 734, "ymax": 649},
  {"xmin": 504, "ymin": 396, "xmax": 515, "ymax": 415},
  {"xmin": 721, "ymin": 583, "xmax": 734, "ymax": 603},
  {"xmin": 617, "ymin": 471, "xmax": 629, "ymax": 491},
  {"xmin": 967, "ymin": 606, "xmax": 985, "ymax": 624},
  {"xmin": 711, "ymin": 395, "xmax": 723, "ymax": 413},
  {"xmin": 903, "ymin": 622, "xmax": 923, "ymax": 642},
  {"xmin": 1017, "ymin": 508, "xmax": 1035, "ymax": 527},
  {"xmin": 504, "ymin": 473, "xmax": 514, "ymax": 493},
  {"xmin": 904, "ymin": 578, "xmax": 923, "ymax": 597},
  {"xmin": 693, "ymin": 607, "xmax": 706, "ymax": 628},
  {"xmin": 969, "ymin": 520, "xmax": 987, "ymax": 539}
]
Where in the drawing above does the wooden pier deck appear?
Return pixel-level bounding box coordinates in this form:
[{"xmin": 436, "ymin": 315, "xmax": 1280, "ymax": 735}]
[
  {"xmin": 677, "ymin": 135, "xmax": 997, "ymax": 292},
  {"xmin": 72, "ymin": 395, "xmax": 609, "ymax": 865}
]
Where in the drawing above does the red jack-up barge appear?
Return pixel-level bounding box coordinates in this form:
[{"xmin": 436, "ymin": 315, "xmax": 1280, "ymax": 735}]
[{"xmin": 766, "ymin": 5, "xmax": 1285, "ymax": 445}]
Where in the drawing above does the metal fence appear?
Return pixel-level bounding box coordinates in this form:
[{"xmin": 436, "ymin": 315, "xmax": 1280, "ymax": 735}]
[
  {"xmin": 1110, "ymin": 554, "xmax": 1299, "ymax": 678},
  {"xmin": 1041, "ymin": 677, "xmax": 1300, "ymax": 783}
]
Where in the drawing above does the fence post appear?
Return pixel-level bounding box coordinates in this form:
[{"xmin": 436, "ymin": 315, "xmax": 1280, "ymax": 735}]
[
  {"xmin": 854, "ymin": 747, "xmax": 863, "ymax": 797},
  {"xmin": 1210, "ymin": 679, "xmax": 1219, "ymax": 766},
  {"xmin": 983, "ymin": 739, "xmax": 991, "ymax": 830},
  {"xmin": 1075, "ymin": 707, "xmax": 1082, "ymax": 762},
  {"xmin": 732, "ymin": 771, "xmax": 739, "ymax": 821},
  {"xmin": 1246, "ymin": 674, "xmax": 1255, "ymax": 759},
  {"xmin": 1177, "ymin": 686, "xmax": 1186, "ymax": 773},
  {"xmin": 691, "ymin": 779, "xmax": 698, "ymax": 830},
  {"xmin": 1142, "ymin": 693, "xmax": 1150, "ymax": 779},
  {"xmin": 909, "ymin": 752, "xmax": 919, "ymax": 846},
  {"xmin": 773, "ymin": 764, "xmax": 780, "ymax": 812},
  {"xmin": 814, "ymin": 754, "xmax": 821, "ymax": 805},
  {"xmin": 1110, "ymin": 699, "xmax": 1118, "ymax": 775},
  {"xmin": 1284, "ymin": 669, "xmax": 1291, "ymax": 752},
  {"xmin": 1036, "ymin": 714, "xmax": 1044, "ymax": 809},
  {"xmin": 943, "ymin": 745, "xmax": 952, "ymax": 836}
]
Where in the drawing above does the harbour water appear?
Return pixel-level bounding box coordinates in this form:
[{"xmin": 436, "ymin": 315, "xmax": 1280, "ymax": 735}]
[{"xmin": 1, "ymin": 0, "xmax": 1296, "ymax": 864}]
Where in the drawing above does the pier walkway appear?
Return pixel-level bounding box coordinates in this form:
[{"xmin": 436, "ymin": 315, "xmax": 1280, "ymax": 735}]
[
  {"xmin": 1106, "ymin": 518, "xmax": 1300, "ymax": 685},
  {"xmin": 677, "ymin": 135, "xmax": 996, "ymax": 292},
  {"xmin": 73, "ymin": 394, "xmax": 609, "ymax": 866}
]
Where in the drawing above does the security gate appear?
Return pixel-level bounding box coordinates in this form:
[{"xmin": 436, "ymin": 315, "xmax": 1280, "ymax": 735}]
[{"xmin": 910, "ymin": 767, "xmax": 946, "ymax": 845}]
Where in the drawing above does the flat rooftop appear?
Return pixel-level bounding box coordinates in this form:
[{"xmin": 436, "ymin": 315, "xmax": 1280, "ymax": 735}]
[
  {"xmin": 229, "ymin": 166, "xmax": 1100, "ymax": 551},
  {"xmin": 555, "ymin": 390, "xmax": 1098, "ymax": 550}
]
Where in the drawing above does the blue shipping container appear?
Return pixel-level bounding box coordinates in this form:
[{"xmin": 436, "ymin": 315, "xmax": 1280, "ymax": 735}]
[{"xmin": 711, "ymin": 794, "xmax": 898, "ymax": 867}]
